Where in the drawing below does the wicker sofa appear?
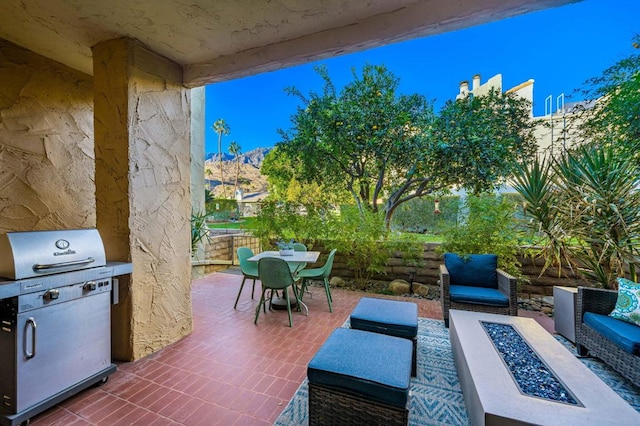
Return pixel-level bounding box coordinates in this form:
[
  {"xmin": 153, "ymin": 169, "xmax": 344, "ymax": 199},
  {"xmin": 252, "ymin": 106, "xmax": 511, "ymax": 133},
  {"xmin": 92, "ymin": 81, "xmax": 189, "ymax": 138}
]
[{"xmin": 575, "ymin": 287, "xmax": 640, "ymax": 388}]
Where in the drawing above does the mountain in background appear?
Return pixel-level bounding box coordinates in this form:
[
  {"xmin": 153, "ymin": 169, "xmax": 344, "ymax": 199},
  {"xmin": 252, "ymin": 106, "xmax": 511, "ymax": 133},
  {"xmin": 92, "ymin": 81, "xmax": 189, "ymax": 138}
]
[
  {"xmin": 205, "ymin": 147, "xmax": 272, "ymax": 168},
  {"xmin": 204, "ymin": 147, "xmax": 271, "ymax": 197}
]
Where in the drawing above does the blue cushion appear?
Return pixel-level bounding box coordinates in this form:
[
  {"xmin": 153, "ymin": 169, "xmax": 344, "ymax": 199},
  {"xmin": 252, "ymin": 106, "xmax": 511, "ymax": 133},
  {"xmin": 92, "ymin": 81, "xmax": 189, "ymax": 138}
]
[
  {"xmin": 350, "ymin": 297, "xmax": 418, "ymax": 339},
  {"xmin": 449, "ymin": 285, "xmax": 509, "ymax": 307},
  {"xmin": 307, "ymin": 328, "xmax": 412, "ymax": 408},
  {"xmin": 444, "ymin": 253, "xmax": 498, "ymax": 288},
  {"xmin": 584, "ymin": 312, "xmax": 640, "ymax": 355}
]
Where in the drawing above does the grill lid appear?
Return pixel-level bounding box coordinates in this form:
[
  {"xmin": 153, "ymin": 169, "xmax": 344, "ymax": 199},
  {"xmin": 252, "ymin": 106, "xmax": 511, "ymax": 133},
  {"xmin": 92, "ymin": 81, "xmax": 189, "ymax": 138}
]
[{"xmin": 0, "ymin": 229, "xmax": 107, "ymax": 280}]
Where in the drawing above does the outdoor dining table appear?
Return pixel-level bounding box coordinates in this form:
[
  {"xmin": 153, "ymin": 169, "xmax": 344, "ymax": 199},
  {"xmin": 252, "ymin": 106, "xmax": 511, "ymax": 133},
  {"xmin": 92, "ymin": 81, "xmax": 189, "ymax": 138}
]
[
  {"xmin": 247, "ymin": 250, "xmax": 320, "ymax": 264},
  {"xmin": 247, "ymin": 250, "xmax": 320, "ymax": 311}
]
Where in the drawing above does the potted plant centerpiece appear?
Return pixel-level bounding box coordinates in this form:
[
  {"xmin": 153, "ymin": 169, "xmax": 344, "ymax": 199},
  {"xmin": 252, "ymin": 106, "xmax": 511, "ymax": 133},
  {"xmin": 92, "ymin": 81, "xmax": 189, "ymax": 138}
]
[{"xmin": 276, "ymin": 239, "xmax": 295, "ymax": 256}]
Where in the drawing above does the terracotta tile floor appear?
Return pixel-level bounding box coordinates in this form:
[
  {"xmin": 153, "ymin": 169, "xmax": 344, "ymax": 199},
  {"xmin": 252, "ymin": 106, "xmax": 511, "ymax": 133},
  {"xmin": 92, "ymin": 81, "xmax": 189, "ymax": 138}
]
[{"xmin": 29, "ymin": 271, "xmax": 554, "ymax": 425}]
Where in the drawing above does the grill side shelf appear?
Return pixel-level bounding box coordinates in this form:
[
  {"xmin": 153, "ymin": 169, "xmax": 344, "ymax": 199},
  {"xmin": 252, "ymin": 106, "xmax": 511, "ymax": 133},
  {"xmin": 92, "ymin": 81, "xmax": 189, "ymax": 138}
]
[
  {"xmin": 106, "ymin": 261, "xmax": 133, "ymax": 277},
  {"xmin": 0, "ymin": 282, "xmax": 20, "ymax": 300}
]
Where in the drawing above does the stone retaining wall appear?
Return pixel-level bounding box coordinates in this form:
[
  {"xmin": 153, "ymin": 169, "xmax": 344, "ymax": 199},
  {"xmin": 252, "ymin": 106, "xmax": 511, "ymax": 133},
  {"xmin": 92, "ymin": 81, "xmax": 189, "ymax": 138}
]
[
  {"xmin": 192, "ymin": 231, "xmax": 262, "ymax": 278},
  {"xmin": 195, "ymin": 236, "xmax": 589, "ymax": 297},
  {"xmin": 322, "ymin": 242, "xmax": 588, "ymax": 297}
]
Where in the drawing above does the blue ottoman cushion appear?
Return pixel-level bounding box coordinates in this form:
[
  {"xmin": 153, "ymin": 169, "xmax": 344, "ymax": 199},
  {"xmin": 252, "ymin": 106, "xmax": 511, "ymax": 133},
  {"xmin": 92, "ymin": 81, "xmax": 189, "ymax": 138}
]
[
  {"xmin": 350, "ymin": 297, "xmax": 418, "ymax": 339},
  {"xmin": 307, "ymin": 328, "xmax": 412, "ymax": 408}
]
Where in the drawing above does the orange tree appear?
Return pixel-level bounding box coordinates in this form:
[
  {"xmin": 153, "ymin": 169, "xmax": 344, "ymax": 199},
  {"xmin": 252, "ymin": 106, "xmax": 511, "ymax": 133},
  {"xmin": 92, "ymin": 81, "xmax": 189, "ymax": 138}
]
[{"xmin": 270, "ymin": 64, "xmax": 537, "ymax": 228}]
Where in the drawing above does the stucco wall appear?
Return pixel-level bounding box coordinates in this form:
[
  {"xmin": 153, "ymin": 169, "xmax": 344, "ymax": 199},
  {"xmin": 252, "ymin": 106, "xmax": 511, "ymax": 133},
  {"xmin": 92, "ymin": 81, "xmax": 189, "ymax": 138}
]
[
  {"xmin": 0, "ymin": 39, "xmax": 95, "ymax": 232},
  {"xmin": 94, "ymin": 38, "xmax": 193, "ymax": 361}
]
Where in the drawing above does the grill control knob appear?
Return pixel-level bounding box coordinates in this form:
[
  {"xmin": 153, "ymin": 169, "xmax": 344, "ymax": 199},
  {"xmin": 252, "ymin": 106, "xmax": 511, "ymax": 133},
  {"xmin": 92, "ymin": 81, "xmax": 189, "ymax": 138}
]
[
  {"xmin": 43, "ymin": 289, "xmax": 59, "ymax": 301},
  {"xmin": 83, "ymin": 281, "xmax": 97, "ymax": 292}
]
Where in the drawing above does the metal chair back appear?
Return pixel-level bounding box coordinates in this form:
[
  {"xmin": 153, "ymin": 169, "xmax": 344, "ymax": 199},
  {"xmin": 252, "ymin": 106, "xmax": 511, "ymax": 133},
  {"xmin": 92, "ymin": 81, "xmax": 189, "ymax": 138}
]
[
  {"xmin": 237, "ymin": 247, "xmax": 258, "ymax": 276},
  {"xmin": 318, "ymin": 249, "xmax": 337, "ymax": 278},
  {"xmin": 259, "ymin": 257, "xmax": 295, "ymax": 290}
]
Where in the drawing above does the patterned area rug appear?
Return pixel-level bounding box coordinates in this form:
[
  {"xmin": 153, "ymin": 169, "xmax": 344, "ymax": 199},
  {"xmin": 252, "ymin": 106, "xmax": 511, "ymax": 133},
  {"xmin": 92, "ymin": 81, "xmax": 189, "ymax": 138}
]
[{"xmin": 274, "ymin": 318, "xmax": 640, "ymax": 426}]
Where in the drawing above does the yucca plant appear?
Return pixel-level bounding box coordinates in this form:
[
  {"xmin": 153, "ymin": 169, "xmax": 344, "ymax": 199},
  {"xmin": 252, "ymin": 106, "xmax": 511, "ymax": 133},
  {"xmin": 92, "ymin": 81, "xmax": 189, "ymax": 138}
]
[
  {"xmin": 514, "ymin": 145, "xmax": 640, "ymax": 289},
  {"xmin": 512, "ymin": 155, "xmax": 576, "ymax": 277},
  {"xmin": 191, "ymin": 211, "xmax": 211, "ymax": 255}
]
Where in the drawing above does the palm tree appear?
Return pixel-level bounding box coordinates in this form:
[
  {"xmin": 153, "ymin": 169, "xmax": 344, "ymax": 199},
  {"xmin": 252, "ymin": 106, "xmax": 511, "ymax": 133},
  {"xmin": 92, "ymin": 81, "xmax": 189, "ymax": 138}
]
[
  {"xmin": 205, "ymin": 167, "xmax": 213, "ymax": 190},
  {"xmin": 229, "ymin": 141, "xmax": 242, "ymax": 197},
  {"xmin": 212, "ymin": 119, "xmax": 230, "ymax": 198}
]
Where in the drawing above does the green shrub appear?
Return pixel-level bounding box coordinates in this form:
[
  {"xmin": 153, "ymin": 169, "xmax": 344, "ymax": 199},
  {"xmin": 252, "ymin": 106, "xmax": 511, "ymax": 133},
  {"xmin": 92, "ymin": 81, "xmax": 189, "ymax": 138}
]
[
  {"xmin": 253, "ymin": 202, "xmax": 424, "ymax": 285},
  {"xmin": 513, "ymin": 146, "xmax": 640, "ymax": 288},
  {"xmin": 329, "ymin": 208, "xmax": 390, "ymax": 284},
  {"xmin": 326, "ymin": 207, "xmax": 423, "ymax": 285},
  {"xmin": 438, "ymin": 194, "xmax": 526, "ymax": 283},
  {"xmin": 206, "ymin": 198, "xmax": 239, "ymax": 222},
  {"xmin": 512, "ymin": 156, "xmax": 577, "ymax": 277},
  {"xmin": 252, "ymin": 200, "xmax": 334, "ymax": 249}
]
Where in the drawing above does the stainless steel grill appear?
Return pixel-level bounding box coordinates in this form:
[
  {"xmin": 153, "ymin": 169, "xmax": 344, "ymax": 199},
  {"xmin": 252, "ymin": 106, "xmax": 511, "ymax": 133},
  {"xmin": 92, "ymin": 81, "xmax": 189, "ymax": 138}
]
[{"xmin": 0, "ymin": 229, "xmax": 132, "ymax": 426}]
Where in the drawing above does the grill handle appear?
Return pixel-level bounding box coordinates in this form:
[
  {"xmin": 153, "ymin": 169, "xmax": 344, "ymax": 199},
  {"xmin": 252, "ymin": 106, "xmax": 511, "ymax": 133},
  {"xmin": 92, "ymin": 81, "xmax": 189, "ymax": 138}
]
[
  {"xmin": 32, "ymin": 257, "xmax": 96, "ymax": 272},
  {"xmin": 25, "ymin": 317, "xmax": 36, "ymax": 359}
]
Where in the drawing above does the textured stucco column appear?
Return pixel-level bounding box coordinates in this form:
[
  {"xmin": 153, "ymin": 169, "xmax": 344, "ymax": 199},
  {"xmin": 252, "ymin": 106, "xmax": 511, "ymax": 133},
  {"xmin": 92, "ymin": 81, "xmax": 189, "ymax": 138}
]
[
  {"xmin": 93, "ymin": 38, "xmax": 193, "ymax": 361},
  {"xmin": 190, "ymin": 87, "xmax": 206, "ymax": 262}
]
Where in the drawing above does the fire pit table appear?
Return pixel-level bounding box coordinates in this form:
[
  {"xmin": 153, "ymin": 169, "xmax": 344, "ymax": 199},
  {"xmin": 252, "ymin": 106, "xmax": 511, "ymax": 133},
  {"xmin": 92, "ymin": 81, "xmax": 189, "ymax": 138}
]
[{"xmin": 449, "ymin": 309, "xmax": 640, "ymax": 425}]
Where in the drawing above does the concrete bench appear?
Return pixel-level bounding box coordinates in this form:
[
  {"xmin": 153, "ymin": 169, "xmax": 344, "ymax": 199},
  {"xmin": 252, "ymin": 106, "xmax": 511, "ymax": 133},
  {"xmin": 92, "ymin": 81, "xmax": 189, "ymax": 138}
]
[{"xmin": 449, "ymin": 310, "xmax": 640, "ymax": 425}]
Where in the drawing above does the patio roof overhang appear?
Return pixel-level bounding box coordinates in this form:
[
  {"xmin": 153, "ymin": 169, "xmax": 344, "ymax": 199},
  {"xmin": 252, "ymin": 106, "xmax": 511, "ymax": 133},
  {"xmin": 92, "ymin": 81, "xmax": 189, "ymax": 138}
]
[{"xmin": 0, "ymin": 0, "xmax": 579, "ymax": 88}]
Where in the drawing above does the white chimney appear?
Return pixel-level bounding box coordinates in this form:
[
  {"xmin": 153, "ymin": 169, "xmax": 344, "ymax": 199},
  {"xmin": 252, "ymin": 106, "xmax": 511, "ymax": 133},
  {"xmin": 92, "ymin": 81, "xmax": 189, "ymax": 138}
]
[
  {"xmin": 457, "ymin": 81, "xmax": 469, "ymax": 99},
  {"xmin": 472, "ymin": 74, "xmax": 481, "ymax": 91}
]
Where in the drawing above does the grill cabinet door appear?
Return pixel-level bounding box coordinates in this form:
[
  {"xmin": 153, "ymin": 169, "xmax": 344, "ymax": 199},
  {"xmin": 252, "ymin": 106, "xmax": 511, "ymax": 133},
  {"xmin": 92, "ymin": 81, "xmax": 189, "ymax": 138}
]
[{"xmin": 14, "ymin": 291, "xmax": 111, "ymax": 413}]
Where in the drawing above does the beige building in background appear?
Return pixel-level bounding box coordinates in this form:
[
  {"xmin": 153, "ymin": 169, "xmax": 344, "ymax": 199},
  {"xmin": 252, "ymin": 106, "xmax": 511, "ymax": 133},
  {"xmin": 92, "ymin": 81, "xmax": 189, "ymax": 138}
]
[
  {"xmin": 533, "ymin": 99, "xmax": 592, "ymax": 155},
  {"xmin": 456, "ymin": 73, "xmax": 586, "ymax": 155}
]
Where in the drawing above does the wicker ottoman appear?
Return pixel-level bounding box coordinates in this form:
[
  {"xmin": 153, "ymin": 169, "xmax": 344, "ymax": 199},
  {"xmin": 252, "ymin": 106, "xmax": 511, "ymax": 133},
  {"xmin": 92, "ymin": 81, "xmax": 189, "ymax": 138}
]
[
  {"xmin": 350, "ymin": 297, "xmax": 419, "ymax": 376},
  {"xmin": 307, "ymin": 328, "xmax": 412, "ymax": 426}
]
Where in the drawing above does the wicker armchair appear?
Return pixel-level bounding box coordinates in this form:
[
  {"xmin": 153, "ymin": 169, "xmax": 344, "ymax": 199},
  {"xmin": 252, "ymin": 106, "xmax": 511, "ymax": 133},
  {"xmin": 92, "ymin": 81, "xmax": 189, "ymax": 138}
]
[
  {"xmin": 576, "ymin": 287, "xmax": 640, "ymax": 388},
  {"xmin": 439, "ymin": 253, "xmax": 517, "ymax": 328}
]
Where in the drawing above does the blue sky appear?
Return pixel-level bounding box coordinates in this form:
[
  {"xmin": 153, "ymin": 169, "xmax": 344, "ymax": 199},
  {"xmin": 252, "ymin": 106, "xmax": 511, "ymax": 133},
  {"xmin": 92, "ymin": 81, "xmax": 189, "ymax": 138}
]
[{"xmin": 204, "ymin": 0, "xmax": 639, "ymax": 156}]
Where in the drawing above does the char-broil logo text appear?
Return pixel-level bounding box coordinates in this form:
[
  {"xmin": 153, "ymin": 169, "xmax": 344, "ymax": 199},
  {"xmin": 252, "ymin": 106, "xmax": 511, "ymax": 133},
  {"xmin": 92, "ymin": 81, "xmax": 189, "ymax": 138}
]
[{"xmin": 53, "ymin": 239, "xmax": 75, "ymax": 256}]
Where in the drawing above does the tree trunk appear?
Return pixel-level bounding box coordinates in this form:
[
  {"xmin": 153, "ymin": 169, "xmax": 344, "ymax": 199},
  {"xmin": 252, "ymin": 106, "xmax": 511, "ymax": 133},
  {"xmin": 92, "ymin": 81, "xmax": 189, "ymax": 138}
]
[
  {"xmin": 234, "ymin": 158, "xmax": 240, "ymax": 196},
  {"xmin": 218, "ymin": 136, "xmax": 226, "ymax": 198}
]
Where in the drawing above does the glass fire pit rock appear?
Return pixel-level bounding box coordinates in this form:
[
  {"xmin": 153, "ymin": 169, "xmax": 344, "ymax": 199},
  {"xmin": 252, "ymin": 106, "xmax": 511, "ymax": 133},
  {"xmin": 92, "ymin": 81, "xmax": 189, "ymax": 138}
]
[{"xmin": 481, "ymin": 321, "xmax": 579, "ymax": 405}]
